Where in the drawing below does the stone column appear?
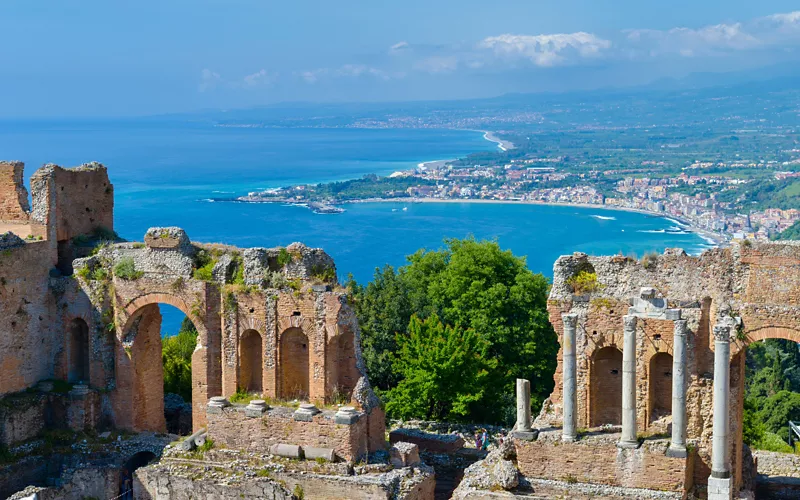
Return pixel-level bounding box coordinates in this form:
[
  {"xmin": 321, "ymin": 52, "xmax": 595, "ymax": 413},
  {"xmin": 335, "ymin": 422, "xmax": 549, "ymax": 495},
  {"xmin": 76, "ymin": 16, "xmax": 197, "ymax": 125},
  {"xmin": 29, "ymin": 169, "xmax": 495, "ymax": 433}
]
[
  {"xmin": 667, "ymin": 320, "xmax": 688, "ymax": 458},
  {"xmin": 708, "ymin": 324, "xmax": 733, "ymax": 500},
  {"xmin": 562, "ymin": 313, "xmax": 579, "ymax": 442},
  {"xmin": 515, "ymin": 379, "xmax": 531, "ymax": 431},
  {"xmin": 618, "ymin": 314, "xmax": 639, "ymax": 448}
]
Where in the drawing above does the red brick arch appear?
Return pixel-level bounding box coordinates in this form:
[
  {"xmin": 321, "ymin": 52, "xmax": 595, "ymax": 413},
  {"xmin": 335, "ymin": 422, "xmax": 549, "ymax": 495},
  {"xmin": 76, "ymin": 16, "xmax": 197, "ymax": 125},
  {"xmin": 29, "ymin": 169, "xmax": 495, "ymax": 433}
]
[
  {"xmin": 743, "ymin": 326, "xmax": 800, "ymax": 345},
  {"xmin": 119, "ymin": 292, "xmax": 207, "ymax": 343}
]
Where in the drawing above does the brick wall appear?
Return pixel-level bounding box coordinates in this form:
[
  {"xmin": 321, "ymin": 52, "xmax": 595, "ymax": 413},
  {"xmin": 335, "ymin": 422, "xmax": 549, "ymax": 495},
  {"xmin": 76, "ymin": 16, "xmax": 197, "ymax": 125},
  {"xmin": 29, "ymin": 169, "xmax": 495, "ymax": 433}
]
[
  {"xmin": 207, "ymin": 405, "xmax": 369, "ymax": 462},
  {"xmin": 0, "ymin": 161, "xmax": 30, "ymax": 222},
  {"xmin": 515, "ymin": 433, "xmax": 693, "ymax": 493}
]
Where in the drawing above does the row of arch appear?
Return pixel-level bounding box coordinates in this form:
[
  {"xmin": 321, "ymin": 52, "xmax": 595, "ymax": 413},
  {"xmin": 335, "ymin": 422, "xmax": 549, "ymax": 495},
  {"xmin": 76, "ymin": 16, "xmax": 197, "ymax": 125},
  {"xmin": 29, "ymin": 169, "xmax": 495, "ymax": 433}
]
[{"xmin": 590, "ymin": 346, "xmax": 673, "ymax": 427}]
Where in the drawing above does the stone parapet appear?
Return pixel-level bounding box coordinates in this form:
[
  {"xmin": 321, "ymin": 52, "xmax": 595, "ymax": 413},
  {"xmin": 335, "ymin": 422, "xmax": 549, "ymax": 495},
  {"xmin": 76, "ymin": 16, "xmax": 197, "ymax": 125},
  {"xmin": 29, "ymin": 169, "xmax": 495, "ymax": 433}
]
[
  {"xmin": 514, "ymin": 430, "xmax": 694, "ymax": 494},
  {"xmin": 207, "ymin": 403, "xmax": 370, "ymax": 462}
]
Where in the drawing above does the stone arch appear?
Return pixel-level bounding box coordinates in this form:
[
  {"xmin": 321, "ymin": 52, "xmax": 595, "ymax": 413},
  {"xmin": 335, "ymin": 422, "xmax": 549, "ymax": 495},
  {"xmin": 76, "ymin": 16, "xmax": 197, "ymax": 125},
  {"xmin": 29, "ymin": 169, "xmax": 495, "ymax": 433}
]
[
  {"xmin": 590, "ymin": 346, "xmax": 623, "ymax": 426},
  {"xmin": 239, "ymin": 329, "xmax": 263, "ymax": 393},
  {"xmin": 648, "ymin": 352, "xmax": 673, "ymax": 423},
  {"xmin": 327, "ymin": 329, "xmax": 359, "ymax": 401},
  {"xmin": 67, "ymin": 318, "xmax": 90, "ymax": 384},
  {"xmin": 743, "ymin": 326, "xmax": 800, "ymax": 346},
  {"xmin": 279, "ymin": 327, "xmax": 310, "ymax": 400}
]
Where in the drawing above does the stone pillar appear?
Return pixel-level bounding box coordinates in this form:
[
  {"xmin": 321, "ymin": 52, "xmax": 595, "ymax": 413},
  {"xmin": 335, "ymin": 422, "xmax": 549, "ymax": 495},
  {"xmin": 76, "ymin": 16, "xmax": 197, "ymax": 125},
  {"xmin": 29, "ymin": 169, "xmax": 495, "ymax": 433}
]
[
  {"xmin": 618, "ymin": 314, "xmax": 639, "ymax": 448},
  {"xmin": 708, "ymin": 324, "xmax": 733, "ymax": 500},
  {"xmin": 515, "ymin": 379, "xmax": 531, "ymax": 431},
  {"xmin": 667, "ymin": 319, "xmax": 688, "ymax": 458},
  {"xmin": 562, "ymin": 313, "xmax": 579, "ymax": 442}
]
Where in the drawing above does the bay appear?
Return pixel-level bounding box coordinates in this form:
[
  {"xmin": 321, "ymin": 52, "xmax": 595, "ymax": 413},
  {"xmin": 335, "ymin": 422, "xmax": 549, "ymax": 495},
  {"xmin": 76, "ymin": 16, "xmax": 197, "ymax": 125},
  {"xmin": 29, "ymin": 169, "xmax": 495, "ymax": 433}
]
[{"xmin": 0, "ymin": 121, "xmax": 708, "ymax": 332}]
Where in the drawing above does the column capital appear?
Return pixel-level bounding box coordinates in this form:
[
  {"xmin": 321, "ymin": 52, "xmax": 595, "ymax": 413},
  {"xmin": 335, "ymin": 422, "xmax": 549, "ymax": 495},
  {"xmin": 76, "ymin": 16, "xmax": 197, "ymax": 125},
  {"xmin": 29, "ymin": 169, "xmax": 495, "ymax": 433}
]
[
  {"xmin": 713, "ymin": 324, "xmax": 731, "ymax": 343},
  {"xmin": 674, "ymin": 319, "xmax": 688, "ymax": 336},
  {"xmin": 562, "ymin": 312, "xmax": 579, "ymax": 328},
  {"xmin": 623, "ymin": 314, "xmax": 638, "ymax": 329}
]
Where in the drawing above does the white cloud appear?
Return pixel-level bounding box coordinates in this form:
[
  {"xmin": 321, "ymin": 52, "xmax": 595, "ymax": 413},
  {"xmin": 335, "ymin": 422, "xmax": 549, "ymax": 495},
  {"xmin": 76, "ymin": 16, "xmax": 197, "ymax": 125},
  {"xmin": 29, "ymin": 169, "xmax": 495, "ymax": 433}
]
[
  {"xmin": 626, "ymin": 23, "xmax": 760, "ymax": 57},
  {"xmin": 242, "ymin": 69, "xmax": 276, "ymax": 87},
  {"xmin": 198, "ymin": 68, "xmax": 221, "ymax": 92},
  {"xmin": 478, "ymin": 32, "xmax": 612, "ymax": 67},
  {"xmin": 389, "ymin": 41, "xmax": 410, "ymax": 54}
]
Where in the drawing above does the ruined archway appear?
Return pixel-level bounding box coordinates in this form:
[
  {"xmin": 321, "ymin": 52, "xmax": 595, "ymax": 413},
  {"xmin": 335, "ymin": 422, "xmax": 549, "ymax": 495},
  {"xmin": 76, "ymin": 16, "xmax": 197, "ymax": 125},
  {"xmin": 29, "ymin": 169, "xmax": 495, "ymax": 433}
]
[
  {"xmin": 239, "ymin": 329, "xmax": 263, "ymax": 393},
  {"xmin": 68, "ymin": 318, "xmax": 90, "ymax": 384},
  {"xmin": 590, "ymin": 346, "xmax": 623, "ymax": 426},
  {"xmin": 280, "ymin": 327, "xmax": 309, "ymax": 400},
  {"xmin": 326, "ymin": 330, "xmax": 359, "ymax": 403},
  {"xmin": 114, "ymin": 292, "xmax": 210, "ymax": 433},
  {"xmin": 648, "ymin": 352, "xmax": 673, "ymax": 423}
]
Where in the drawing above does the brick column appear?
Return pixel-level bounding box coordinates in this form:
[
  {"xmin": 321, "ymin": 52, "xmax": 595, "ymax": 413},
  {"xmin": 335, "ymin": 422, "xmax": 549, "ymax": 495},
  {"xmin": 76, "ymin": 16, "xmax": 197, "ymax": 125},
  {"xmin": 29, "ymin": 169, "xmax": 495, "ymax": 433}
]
[
  {"xmin": 709, "ymin": 324, "xmax": 733, "ymax": 500},
  {"xmin": 562, "ymin": 313, "xmax": 578, "ymax": 443},
  {"xmin": 618, "ymin": 314, "xmax": 639, "ymax": 449},
  {"xmin": 667, "ymin": 319, "xmax": 688, "ymax": 457}
]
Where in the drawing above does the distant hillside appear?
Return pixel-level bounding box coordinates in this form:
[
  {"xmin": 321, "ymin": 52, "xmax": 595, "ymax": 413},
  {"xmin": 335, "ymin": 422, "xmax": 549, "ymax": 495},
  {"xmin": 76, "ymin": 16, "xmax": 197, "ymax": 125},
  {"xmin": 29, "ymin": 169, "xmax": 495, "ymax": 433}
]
[{"xmin": 776, "ymin": 220, "xmax": 800, "ymax": 241}]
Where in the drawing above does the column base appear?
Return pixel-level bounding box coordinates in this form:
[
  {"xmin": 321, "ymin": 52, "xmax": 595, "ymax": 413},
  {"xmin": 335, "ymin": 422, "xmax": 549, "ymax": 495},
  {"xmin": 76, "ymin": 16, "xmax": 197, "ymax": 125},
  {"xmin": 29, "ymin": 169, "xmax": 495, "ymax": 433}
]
[
  {"xmin": 665, "ymin": 445, "xmax": 687, "ymax": 458},
  {"xmin": 561, "ymin": 434, "xmax": 577, "ymax": 443},
  {"xmin": 708, "ymin": 476, "xmax": 733, "ymax": 500},
  {"xmin": 616, "ymin": 439, "xmax": 640, "ymax": 449},
  {"xmin": 510, "ymin": 430, "xmax": 539, "ymax": 441}
]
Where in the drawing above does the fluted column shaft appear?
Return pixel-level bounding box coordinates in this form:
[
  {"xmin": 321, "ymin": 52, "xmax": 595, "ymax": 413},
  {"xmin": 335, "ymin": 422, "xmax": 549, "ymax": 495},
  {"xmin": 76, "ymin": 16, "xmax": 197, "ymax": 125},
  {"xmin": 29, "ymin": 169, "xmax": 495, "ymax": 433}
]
[
  {"xmin": 666, "ymin": 320, "xmax": 688, "ymax": 457},
  {"xmin": 562, "ymin": 313, "xmax": 579, "ymax": 442},
  {"xmin": 618, "ymin": 314, "xmax": 639, "ymax": 448},
  {"xmin": 711, "ymin": 325, "xmax": 731, "ymax": 478}
]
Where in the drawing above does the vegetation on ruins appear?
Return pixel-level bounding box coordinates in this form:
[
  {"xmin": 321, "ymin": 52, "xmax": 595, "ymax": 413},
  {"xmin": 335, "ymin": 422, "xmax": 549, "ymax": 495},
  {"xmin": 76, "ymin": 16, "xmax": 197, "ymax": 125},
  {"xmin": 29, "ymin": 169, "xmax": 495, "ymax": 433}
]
[
  {"xmin": 385, "ymin": 314, "xmax": 493, "ymax": 421},
  {"xmin": 744, "ymin": 339, "xmax": 800, "ymax": 452},
  {"xmin": 566, "ymin": 270, "xmax": 602, "ymax": 295},
  {"xmin": 113, "ymin": 257, "xmax": 143, "ymax": 280},
  {"xmin": 193, "ymin": 248, "xmax": 217, "ymax": 281},
  {"xmin": 347, "ymin": 237, "xmax": 557, "ymax": 424},
  {"xmin": 162, "ymin": 318, "xmax": 198, "ymax": 402}
]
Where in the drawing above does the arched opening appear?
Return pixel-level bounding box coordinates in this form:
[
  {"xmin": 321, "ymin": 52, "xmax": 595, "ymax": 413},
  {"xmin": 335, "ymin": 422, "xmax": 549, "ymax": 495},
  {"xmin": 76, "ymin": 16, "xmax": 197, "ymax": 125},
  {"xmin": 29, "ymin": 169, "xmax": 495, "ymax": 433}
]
[
  {"xmin": 68, "ymin": 318, "xmax": 90, "ymax": 384},
  {"xmin": 280, "ymin": 327, "xmax": 309, "ymax": 400},
  {"xmin": 120, "ymin": 451, "xmax": 156, "ymax": 499},
  {"xmin": 590, "ymin": 346, "xmax": 623, "ymax": 426},
  {"xmin": 739, "ymin": 328, "xmax": 800, "ymax": 497},
  {"xmin": 648, "ymin": 352, "xmax": 673, "ymax": 423},
  {"xmin": 117, "ymin": 303, "xmax": 199, "ymax": 435},
  {"xmin": 328, "ymin": 331, "xmax": 358, "ymax": 403},
  {"xmin": 239, "ymin": 329, "xmax": 263, "ymax": 393}
]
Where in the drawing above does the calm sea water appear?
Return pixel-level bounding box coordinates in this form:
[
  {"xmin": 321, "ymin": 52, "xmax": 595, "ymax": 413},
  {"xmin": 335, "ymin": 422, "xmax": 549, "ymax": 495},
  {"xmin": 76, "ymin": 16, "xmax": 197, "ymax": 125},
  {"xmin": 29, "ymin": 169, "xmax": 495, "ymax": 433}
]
[{"xmin": 0, "ymin": 120, "xmax": 709, "ymax": 332}]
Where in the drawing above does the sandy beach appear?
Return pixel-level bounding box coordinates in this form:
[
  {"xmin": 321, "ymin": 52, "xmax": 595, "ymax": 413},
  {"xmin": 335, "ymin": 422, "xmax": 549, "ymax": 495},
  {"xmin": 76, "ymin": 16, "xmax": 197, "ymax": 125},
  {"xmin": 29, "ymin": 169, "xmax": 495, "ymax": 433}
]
[
  {"xmin": 344, "ymin": 197, "xmax": 729, "ymax": 246},
  {"xmin": 479, "ymin": 130, "xmax": 514, "ymax": 151}
]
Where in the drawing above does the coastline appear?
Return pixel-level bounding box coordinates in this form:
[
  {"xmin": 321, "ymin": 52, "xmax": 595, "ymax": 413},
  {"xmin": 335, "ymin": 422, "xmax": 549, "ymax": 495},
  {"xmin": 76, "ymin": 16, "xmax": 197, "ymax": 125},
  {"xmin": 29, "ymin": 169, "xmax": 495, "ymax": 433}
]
[
  {"xmin": 478, "ymin": 130, "xmax": 514, "ymax": 151},
  {"xmin": 342, "ymin": 197, "xmax": 728, "ymax": 246}
]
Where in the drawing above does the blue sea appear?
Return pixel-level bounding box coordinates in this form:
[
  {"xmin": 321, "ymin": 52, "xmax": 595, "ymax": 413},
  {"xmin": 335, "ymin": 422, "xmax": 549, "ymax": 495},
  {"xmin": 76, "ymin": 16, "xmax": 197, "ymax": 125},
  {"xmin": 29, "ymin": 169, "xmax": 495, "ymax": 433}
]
[{"xmin": 0, "ymin": 120, "xmax": 710, "ymax": 332}]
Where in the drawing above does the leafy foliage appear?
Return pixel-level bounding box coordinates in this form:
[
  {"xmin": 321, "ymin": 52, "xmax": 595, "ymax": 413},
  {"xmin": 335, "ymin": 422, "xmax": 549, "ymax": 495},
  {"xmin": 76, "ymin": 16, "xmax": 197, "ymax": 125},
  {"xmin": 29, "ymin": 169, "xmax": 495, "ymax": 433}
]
[
  {"xmin": 385, "ymin": 314, "xmax": 493, "ymax": 421},
  {"xmin": 162, "ymin": 318, "xmax": 198, "ymax": 402},
  {"xmin": 744, "ymin": 339, "xmax": 800, "ymax": 451},
  {"xmin": 113, "ymin": 257, "xmax": 143, "ymax": 280},
  {"xmin": 776, "ymin": 220, "xmax": 800, "ymax": 241},
  {"xmin": 566, "ymin": 270, "xmax": 602, "ymax": 294},
  {"xmin": 347, "ymin": 237, "xmax": 557, "ymax": 424}
]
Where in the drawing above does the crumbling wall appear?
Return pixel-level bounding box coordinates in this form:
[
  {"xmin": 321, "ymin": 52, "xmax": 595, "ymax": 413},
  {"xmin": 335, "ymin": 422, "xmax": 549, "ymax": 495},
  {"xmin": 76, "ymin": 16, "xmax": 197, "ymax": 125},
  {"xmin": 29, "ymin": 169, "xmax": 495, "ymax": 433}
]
[
  {"xmin": 206, "ymin": 405, "xmax": 369, "ymax": 461},
  {"xmin": 0, "ymin": 239, "xmax": 57, "ymax": 395},
  {"xmin": 29, "ymin": 163, "xmax": 114, "ymax": 242},
  {"xmin": 0, "ymin": 161, "xmax": 30, "ymax": 222}
]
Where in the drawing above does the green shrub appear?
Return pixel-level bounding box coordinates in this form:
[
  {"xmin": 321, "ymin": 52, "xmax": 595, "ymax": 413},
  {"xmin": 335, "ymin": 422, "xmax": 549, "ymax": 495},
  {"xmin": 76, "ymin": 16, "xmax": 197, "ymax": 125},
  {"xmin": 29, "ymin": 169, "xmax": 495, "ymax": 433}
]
[
  {"xmin": 567, "ymin": 270, "xmax": 602, "ymax": 295},
  {"xmin": 641, "ymin": 252, "xmax": 659, "ymax": 270},
  {"xmin": 114, "ymin": 257, "xmax": 143, "ymax": 280},
  {"xmin": 91, "ymin": 267, "xmax": 109, "ymax": 281},
  {"xmin": 193, "ymin": 249, "xmax": 216, "ymax": 281},
  {"xmin": 229, "ymin": 388, "xmax": 262, "ymax": 405},
  {"xmin": 293, "ymin": 484, "xmax": 304, "ymax": 500},
  {"xmin": 197, "ymin": 438, "xmax": 215, "ymax": 453},
  {"xmin": 277, "ymin": 248, "xmax": 293, "ymax": 267},
  {"xmin": 163, "ymin": 319, "xmax": 198, "ymax": 402},
  {"xmin": 754, "ymin": 431, "xmax": 794, "ymax": 453}
]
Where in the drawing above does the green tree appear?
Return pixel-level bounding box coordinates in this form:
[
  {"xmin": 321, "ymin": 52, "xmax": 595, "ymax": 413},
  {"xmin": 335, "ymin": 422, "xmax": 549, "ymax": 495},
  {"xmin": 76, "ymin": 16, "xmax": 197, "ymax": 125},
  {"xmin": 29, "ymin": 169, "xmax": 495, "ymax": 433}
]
[
  {"xmin": 759, "ymin": 390, "xmax": 800, "ymax": 442},
  {"xmin": 349, "ymin": 237, "xmax": 557, "ymax": 424},
  {"xmin": 385, "ymin": 314, "xmax": 494, "ymax": 422},
  {"xmin": 162, "ymin": 318, "xmax": 198, "ymax": 402}
]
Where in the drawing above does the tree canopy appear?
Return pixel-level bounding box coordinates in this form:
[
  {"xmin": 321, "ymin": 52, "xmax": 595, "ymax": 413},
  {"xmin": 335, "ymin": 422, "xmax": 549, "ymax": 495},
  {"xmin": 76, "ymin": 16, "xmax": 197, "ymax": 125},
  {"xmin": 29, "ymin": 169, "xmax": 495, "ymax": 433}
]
[
  {"xmin": 347, "ymin": 237, "xmax": 558, "ymax": 424},
  {"xmin": 162, "ymin": 317, "xmax": 198, "ymax": 402}
]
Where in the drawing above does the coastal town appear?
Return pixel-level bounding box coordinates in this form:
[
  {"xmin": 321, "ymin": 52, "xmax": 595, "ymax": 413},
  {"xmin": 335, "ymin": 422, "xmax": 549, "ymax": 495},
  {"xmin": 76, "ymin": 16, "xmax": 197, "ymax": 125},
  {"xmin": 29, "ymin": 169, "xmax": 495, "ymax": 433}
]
[{"xmin": 233, "ymin": 156, "xmax": 800, "ymax": 243}]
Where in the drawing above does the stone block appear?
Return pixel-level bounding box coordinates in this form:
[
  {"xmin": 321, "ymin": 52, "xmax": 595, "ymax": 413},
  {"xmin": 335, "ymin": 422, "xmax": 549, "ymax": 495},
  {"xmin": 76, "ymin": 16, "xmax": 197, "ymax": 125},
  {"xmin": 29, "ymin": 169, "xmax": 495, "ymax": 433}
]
[
  {"xmin": 389, "ymin": 428, "xmax": 465, "ymax": 453},
  {"xmin": 334, "ymin": 406, "xmax": 360, "ymax": 425},
  {"xmin": 304, "ymin": 446, "xmax": 336, "ymax": 462},
  {"xmin": 510, "ymin": 430, "xmax": 539, "ymax": 441},
  {"xmin": 294, "ymin": 403, "xmax": 320, "ymax": 422},
  {"xmin": 245, "ymin": 400, "xmax": 268, "ymax": 418},
  {"xmin": 708, "ymin": 476, "xmax": 733, "ymax": 500},
  {"xmin": 270, "ymin": 443, "xmax": 302, "ymax": 459},
  {"xmin": 207, "ymin": 396, "xmax": 230, "ymax": 415},
  {"xmin": 144, "ymin": 227, "xmax": 190, "ymax": 250},
  {"xmin": 390, "ymin": 442, "xmax": 420, "ymax": 468},
  {"xmin": 664, "ymin": 308, "xmax": 682, "ymax": 320}
]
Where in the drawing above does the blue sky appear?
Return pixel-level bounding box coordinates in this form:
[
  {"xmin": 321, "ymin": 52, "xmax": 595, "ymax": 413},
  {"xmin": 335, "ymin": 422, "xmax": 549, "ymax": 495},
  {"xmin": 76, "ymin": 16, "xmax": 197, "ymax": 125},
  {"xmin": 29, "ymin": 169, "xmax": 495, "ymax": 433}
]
[{"xmin": 1, "ymin": 0, "xmax": 800, "ymax": 117}]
